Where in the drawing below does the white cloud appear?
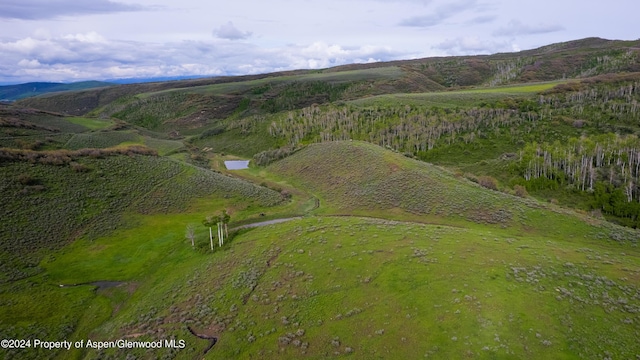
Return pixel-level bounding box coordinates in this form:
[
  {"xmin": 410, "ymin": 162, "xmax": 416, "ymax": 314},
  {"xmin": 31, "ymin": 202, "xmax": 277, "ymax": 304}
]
[
  {"xmin": 17, "ymin": 59, "xmax": 42, "ymax": 68},
  {"xmin": 0, "ymin": 32, "xmax": 408, "ymax": 83},
  {"xmin": 62, "ymin": 32, "xmax": 107, "ymax": 43},
  {"xmin": 214, "ymin": 22, "xmax": 252, "ymax": 40}
]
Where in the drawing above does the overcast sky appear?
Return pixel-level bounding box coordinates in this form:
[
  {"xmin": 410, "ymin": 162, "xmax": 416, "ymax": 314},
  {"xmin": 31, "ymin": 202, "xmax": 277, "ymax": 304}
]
[{"xmin": 0, "ymin": 0, "xmax": 637, "ymax": 84}]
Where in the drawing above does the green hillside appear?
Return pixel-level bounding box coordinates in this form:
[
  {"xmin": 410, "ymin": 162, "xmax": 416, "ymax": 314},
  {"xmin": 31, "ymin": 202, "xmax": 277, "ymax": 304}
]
[{"xmin": 0, "ymin": 148, "xmax": 284, "ymax": 282}]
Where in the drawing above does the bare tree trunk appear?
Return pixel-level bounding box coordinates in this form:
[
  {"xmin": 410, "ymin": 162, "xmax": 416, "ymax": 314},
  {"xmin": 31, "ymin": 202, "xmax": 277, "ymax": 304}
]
[
  {"xmin": 209, "ymin": 227, "xmax": 213, "ymax": 250},
  {"xmin": 186, "ymin": 224, "xmax": 195, "ymax": 248}
]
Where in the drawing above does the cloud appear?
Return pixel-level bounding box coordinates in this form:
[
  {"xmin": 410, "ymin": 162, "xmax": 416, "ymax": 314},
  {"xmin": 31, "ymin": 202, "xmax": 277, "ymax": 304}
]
[
  {"xmin": 0, "ymin": 0, "xmax": 151, "ymax": 20},
  {"xmin": 399, "ymin": 0, "xmax": 477, "ymax": 27},
  {"xmin": 214, "ymin": 22, "xmax": 252, "ymax": 40},
  {"xmin": 0, "ymin": 32, "xmax": 409, "ymax": 83},
  {"xmin": 434, "ymin": 37, "xmax": 513, "ymax": 55},
  {"xmin": 493, "ymin": 20, "xmax": 565, "ymax": 36}
]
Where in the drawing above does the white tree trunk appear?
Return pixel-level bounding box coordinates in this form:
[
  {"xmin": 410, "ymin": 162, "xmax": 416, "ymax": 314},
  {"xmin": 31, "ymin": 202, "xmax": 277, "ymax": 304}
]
[{"xmin": 209, "ymin": 227, "xmax": 213, "ymax": 250}]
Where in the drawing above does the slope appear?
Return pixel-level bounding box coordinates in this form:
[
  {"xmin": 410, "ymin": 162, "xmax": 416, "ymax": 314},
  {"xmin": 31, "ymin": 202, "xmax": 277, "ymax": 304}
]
[{"xmin": 0, "ymin": 149, "xmax": 284, "ymax": 283}]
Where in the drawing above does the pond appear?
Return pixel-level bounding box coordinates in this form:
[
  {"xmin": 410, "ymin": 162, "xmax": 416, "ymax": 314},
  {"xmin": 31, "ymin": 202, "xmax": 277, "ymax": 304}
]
[{"xmin": 224, "ymin": 160, "xmax": 250, "ymax": 170}]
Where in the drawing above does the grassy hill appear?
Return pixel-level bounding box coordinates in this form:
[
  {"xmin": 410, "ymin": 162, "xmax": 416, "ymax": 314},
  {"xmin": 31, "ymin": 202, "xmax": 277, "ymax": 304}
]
[{"xmin": 0, "ymin": 148, "xmax": 285, "ymax": 283}]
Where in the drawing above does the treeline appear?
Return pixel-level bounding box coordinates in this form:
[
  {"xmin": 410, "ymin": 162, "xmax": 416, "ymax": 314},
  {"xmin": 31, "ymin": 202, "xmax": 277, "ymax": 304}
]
[
  {"xmin": 517, "ymin": 134, "xmax": 640, "ymax": 225},
  {"xmin": 0, "ymin": 145, "xmax": 157, "ymax": 165},
  {"xmin": 268, "ymin": 104, "xmax": 532, "ymax": 153},
  {"xmin": 262, "ymin": 77, "xmax": 640, "ymax": 155}
]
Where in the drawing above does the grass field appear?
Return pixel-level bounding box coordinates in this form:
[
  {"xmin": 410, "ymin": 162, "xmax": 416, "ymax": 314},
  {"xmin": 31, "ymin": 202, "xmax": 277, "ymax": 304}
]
[
  {"xmin": 6, "ymin": 213, "xmax": 637, "ymax": 359},
  {"xmin": 348, "ymin": 81, "xmax": 563, "ymax": 107},
  {"xmin": 66, "ymin": 117, "xmax": 114, "ymax": 131}
]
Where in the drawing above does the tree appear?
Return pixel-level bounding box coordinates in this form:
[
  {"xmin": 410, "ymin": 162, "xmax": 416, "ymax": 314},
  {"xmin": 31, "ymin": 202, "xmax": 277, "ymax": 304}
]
[
  {"xmin": 215, "ymin": 209, "xmax": 231, "ymax": 247},
  {"xmin": 202, "ymin": 215, "xmax": 216, "ymax": 251},
  {"xmin": 185, "ymin": 224, "xmax": 196, "ymax": 248},
  {"xmin": 222, "ymin": 209, "xmax": 230, "ymax": 240}
]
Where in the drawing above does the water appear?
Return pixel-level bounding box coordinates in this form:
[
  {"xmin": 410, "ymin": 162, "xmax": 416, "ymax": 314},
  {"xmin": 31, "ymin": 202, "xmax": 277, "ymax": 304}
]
[{"xmin": 224, "ymin": 160, "xmax": 250, "ymax": 170}]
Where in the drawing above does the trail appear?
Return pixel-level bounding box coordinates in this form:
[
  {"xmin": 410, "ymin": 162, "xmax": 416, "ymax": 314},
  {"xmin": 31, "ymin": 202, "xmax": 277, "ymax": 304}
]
[
  {"xmin": 230, "ymin": 217, "xmax": 303, "ymax": 231},
  {"xmin": 229, "ymin": 196, "xmax": 319, "ymax": 231}
]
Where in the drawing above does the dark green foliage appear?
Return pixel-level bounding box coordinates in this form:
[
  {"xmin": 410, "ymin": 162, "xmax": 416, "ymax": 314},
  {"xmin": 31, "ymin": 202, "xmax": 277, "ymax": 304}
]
[
  {"xmin": 110, "ymin": 93, "xmax": 193, "ymax": 129},
  {"xmin": 260, "ymin": 81, "xmax": 352, "ymax": 113},
  {"xmin": 0, "ymin": 145, "xmax": 157, "ymax": 165}
]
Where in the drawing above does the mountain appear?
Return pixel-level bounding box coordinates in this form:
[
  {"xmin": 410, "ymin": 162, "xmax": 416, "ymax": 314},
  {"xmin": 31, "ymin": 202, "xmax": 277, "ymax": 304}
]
[{"xmin": 0, "ymin": 80, "xmax": 114, "ymax": 101}]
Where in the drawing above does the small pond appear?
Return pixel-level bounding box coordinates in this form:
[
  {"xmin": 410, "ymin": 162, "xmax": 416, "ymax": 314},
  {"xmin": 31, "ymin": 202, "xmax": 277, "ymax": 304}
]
[{"xmin": 224, "ymin": 160, "xmax": 250, "ymax": 170}]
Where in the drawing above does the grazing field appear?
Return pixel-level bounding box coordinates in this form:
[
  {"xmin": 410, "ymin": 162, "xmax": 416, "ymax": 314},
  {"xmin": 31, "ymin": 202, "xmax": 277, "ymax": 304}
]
[
  {"xmin": 66, "ymin": 117, "xmax": 114, "ymax": 131},
  {"xmin": 348, "ymin": 81, "xmax": 562, "ymax": 107},
  {"xmin": 9, "ymin": 215, "xmax": 637, "ymax": 359}
]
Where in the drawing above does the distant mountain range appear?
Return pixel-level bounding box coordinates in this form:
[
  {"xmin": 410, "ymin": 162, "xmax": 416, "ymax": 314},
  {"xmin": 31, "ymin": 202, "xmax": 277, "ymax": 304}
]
[
  {"xmin": 0, "ymin": 76, "xmax": 219, "ymax": 102},
  {"xmin": 0, "ymin": 81, "xmax": 114, "ymax": 102}
]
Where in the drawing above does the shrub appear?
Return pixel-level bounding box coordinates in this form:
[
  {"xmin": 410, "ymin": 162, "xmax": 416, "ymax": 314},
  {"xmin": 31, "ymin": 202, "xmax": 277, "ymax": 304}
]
[
  {"xmin": 16, "ymin": 173, "xmax": 36, "ymax": 185},
  {"xmin": 70, "ymin": 162, "xmax": 90, "ymax": 173},
  {"xmin": 477, "ymin": 176, "xmax": 498, "ymax": 191},
  {"xmin": 513, "ymin": 185, "xmax": 528, "ymax": 198}
]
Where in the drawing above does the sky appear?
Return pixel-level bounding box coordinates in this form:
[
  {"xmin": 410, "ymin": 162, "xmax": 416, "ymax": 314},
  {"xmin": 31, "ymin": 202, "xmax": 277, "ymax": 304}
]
[{"xmin": 0, "ymin": 0, "xmax": 637, "ymax": 84}]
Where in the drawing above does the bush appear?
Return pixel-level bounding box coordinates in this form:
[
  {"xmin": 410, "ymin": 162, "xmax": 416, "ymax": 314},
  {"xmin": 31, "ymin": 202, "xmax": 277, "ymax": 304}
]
[
  {"xmin": 70, "ymin": 162, "xmax": 90, "ymax": 173},
  {"xmin": 17, "ymin": 173, "xmax": 37, "ymax": 185},
  {"xmin": 513, "ymin": 185, "xmax": 528, "ymax": 198},
  {"xmin": 477, "ymin": 176, "xmax": 498, "ymax": 191}
]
